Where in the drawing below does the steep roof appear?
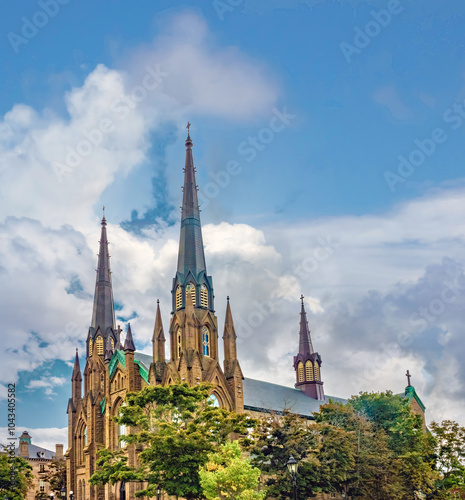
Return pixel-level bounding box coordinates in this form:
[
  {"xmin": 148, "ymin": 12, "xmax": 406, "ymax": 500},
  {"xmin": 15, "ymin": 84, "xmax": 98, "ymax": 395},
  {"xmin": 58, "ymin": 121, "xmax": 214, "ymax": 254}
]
[{"xmin": 243, "ymin": 377, "xmax": 346, "ymax": 418}]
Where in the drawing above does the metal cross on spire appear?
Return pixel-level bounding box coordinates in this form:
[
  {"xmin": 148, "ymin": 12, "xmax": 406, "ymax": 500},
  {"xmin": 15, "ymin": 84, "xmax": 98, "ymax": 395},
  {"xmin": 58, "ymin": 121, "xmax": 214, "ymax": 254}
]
[
  {"xmin": 300, "ymin": 294, "xmax": 304, "ymax": 305},
  {"xmin": 406, "ymin": 369, "xmax": 412, "ymax": 387}
]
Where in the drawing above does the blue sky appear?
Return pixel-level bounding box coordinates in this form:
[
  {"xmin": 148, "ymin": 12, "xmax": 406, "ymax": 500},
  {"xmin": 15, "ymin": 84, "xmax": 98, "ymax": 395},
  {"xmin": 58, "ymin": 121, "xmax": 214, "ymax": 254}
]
[{"xmin": 1, "ymin": 0, "xmax": 465, "ymax": 450}]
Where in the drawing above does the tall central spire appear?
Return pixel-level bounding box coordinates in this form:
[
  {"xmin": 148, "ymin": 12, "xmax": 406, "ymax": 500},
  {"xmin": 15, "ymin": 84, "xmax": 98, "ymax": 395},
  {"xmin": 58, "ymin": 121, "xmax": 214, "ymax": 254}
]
[
  {"xmin": 176, "ymin": 128, "xmax": 207, "ymax": 278},
  {"xmin": 90, "ymin": 213, "xmax": 116, "ymax": 334}
]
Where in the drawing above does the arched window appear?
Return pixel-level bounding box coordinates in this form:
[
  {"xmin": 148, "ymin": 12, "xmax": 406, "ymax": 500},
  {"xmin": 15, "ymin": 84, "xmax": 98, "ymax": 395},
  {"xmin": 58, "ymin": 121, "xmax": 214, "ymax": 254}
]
[
  {"xmin": 88, "ymin": 338, "xmax": 93, "ymax": 357},
  {"xmin": 118, "ymin": 404, "xmax": 127, "ymax": 448},
  {"xmin": 305, "ymin": 360, "xmax": 314, "ymax": 381},
  {"xmin": 186, "ymin": 283, "xmax": 196, "ymax": 306},
  {"xmin": 297, "ymin": 362, "xmax": 304, "ymax": 382},
  {"xmin": 83, "ymin": 426, "xmax": 87, "ymax": 446},
  {"xmin": 200, "ymin": 284, "xmax": 208, "ymax": 308},
  {"xmin": 315, "ymin": 362, "xmax": 320, "ymax": 381},
  {"xmin": 176, "ymin": 286, "xmax": 182, "ymax": 310},
  {"xmin": 202, "ymin": 326, "xmax": 210, "ymax": 357},
  {"xmin": 82, "ymin": 481, "xmax": 85, "ymax": 500},
  {"xmin": 209, "ymin": 394, "xmax": 220, "ymax": 408},
  {"xmin": 177, "ymin": 329, "xmax": 182, "ymax": 358},
  {"xmin": 96, "ymin": 336, "xmax": 104, "ymax": 356},
  {"xmin": 110, "ymin": 337, "xmax": 115, "ymax": 350}
]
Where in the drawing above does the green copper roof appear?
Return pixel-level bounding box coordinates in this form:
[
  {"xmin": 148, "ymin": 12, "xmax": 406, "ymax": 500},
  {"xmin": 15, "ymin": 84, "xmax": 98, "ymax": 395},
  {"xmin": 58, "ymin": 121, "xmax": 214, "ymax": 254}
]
[
  {"xmin": 109, "ymin": 349, "xmax": 126, "ymax": 379},
  {"xmin": 100, "ymin": 397, "xmax": 106, "ymax": 415},
  {"xmin": 134, "ymin": 360, "xmax": 149, "ymax": 384},
  {"xmin": 403, "ymin": 385, "xmax": 426, "ymax": 412}
]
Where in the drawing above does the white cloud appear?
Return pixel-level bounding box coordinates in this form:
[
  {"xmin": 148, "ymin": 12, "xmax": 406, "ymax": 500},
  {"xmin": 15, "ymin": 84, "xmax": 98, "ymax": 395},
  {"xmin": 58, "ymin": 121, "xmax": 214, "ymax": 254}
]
[{"xmin": 0, "ymin": 427, "xmax": 68, "ymax": 453}]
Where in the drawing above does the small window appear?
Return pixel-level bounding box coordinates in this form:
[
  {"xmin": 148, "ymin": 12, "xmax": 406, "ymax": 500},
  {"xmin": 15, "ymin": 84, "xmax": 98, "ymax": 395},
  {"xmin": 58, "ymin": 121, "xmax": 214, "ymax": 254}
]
[
  {"xmin": 176, "ymin": 286, "xmax": 182, "ymax": 310},
  {"xmin": 315, "ymin": 362, "xmax": 320, "ymax": 381},
  {"xmin": 40, "ymin": 481, "xmax": 45, "ymax": 492},
  {"xmin": 202, "ymin": 326, "xmax": 210, "ymax": 357},
  {"xmin": 96, "ymin": 336, "xmax": 104, "ymax": 355},
  {"xmin": 186, "ymin": 283, "xmax": 196, "ymax": 306},
  {"xmin": 305, "ymin": 360, "xmax": 314, "ymax": 381},
  {"xmin": 209, "ymin": 394, "xmax": 220, "ymax": 407},
  {"xmin": 83, "ymin": 426, "xmax": 87, "ymax": 446},
  {"xmin": 39, "ymin": 464, "xmax": 45, "ymax": 473},
  {"xmin": 88, "ymin": 337, "xmax": 93, "ymax": 357},
  {"xmin": 298, "ymin": 362, "xmax": 304, "ymax": 382},
  {"xmin": 200, "ymin": 284, "xmax": 208, "ymax": 308},
  {"xmin": 110, "ymin": 337, "xmax": 115, "ymax": 350}
]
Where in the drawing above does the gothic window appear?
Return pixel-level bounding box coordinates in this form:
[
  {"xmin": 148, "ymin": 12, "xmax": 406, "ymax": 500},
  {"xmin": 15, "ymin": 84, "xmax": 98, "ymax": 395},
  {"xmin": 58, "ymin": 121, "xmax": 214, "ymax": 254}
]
[
  {"xmin": 176, "ymin": 286, "xmax": 182, "ymax": 310},
  {"xmin": 39, "ymin": 464, "xmax": 45, "ymax": 473},
  {"xmin": 111, "ymin": 338, "xmax": 115, "ymax": 350},
  {"xmin": 202, "ymin": 326, "xmax": 210, "ymax": 356},
  {"xmin": 315, "ymin": 362, "xmax": 320, "ymax": 381},
  {"xmin": 83, "ymin": 426, "xmax": 87, "ymax": 446},
  {"xmin": 305, "ymin": 360, "xmax": 314, "ymax": 381},
  {"xmin": 177, "ymin": 329, "xmax": 182, "ymax": 357},
  {"xmin": 96, "ymin": 336, "xmax": 104, "ymax": 356},
  {"xmin": 88, "ymin": 338, "xmax": 93, "ymax": 357},
  {"xmin": 186, "ymin": 283, "xmax": 196, "ymax": 306},
  {"xmin": 208, "ymin": 394, "xmax": 220, "ymax": 407},
  {"xmin": 298, "ymin": 362, "xmax": 304, "ymax": 382},
  {"xmin": 118, "ymin": 404, "xmax": 127, "ymax": 448},
  {"xmin": 200, "ymin": 284, "xmax": 208, "ymax": 308},
  {"xmin": 82, "ymin": 481, "xmax": 85, "ymax": 500},
  {"xmin": 40, "ymin": 481, "xmax": 45, "ymax": 492}
]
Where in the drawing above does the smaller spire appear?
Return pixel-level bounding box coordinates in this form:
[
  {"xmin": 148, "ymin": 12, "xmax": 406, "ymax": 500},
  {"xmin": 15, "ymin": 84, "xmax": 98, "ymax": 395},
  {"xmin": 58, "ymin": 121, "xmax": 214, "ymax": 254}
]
[
  {"xmin": 104, "ymin": 335, "xmax": 114, "ymax": 362},
  {"xmin": 223, "ymin": 296, "xmax": 237, "ymax": 360},
  {"xmin": 153, "ymin": 300, "xmax": 165, "ymax": 343},
  {"xmin": 72, "ymin": 349, "xmax": 82, "ymax": 382},
  {"xmin": 124, "ymin": 323, "xmax": 136, "ymax": 352},
  {"xmin": 299, "ymin": 296, "xmax": 313, "ymax": 356}
]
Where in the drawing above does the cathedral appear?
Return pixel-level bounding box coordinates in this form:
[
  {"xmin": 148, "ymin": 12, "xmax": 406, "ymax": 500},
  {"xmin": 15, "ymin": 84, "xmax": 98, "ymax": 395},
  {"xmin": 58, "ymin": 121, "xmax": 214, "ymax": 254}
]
[{"xmin": 66, "ymin": 130, "xmax": 426, "ymax": 500}]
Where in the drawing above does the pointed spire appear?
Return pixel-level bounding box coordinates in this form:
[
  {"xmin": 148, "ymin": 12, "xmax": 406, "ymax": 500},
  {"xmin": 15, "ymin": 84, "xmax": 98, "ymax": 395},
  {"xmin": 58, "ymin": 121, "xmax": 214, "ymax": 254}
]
[
  {"xmin": 223, "ymin": 297, "xmax": 237, "ymax": 361},
  {"xmin": 176, "ymin": 124, "xmax": 207, "ymax": 278},
  {"xmin": 299, "ymin": 295, "xmax": 314, "ymax": 356},
  {"xmin": 153, "ymin": 300, "xmax": 166, "ymax": 363},
  {"xmin": 104, "ymin": 335, "xmax": 114, "ymax": 362},
  {"xmin": 90, "ymin": 213, "xmax": 116, "ymax": 334},
  {"xmin": 124, "ymin": 323, "xmax": 136, "ymax": 352},
  {"xmin": 72, "ymin": 349, "xmax": 82, "ymax": 382},
  {"xmin": 153, "ymin": 300, "xmax": 165, "ymax": 342}
]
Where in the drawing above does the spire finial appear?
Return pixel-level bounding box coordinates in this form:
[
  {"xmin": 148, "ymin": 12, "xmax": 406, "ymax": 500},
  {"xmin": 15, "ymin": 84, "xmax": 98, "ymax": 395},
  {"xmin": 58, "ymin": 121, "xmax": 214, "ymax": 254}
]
[
  {"xmin": 157, "ymin": 299, "xmax": 160, "ymax": 305},
  {"xmin": 186, "ymin": 121, "xmax": 192, "ymax": 142},
  {"xmin": 406, "ymin": 369, "xmax": 412, "ymax": 387},
  {"xmin": 300, "ymin": 294, "xmax": 304, "ymax": 305},
  {"xmin": 227, "ymin": 295, "xmax": 230, "ymax": 302},
  {"xmin": 102, "ymin": 205, "xmax": 106, "ymax": 224}
]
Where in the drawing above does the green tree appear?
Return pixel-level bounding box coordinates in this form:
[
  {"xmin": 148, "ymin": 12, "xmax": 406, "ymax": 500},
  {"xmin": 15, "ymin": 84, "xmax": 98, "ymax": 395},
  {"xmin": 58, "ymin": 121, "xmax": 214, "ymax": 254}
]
[
  {"xmin": 429, "ymin": 420, "xmax": 465, "ymax": 497},
  {"xmin": 90, "ymin": 382, "xmax": 256, "ymax": 499},
  {"xmin": 0, "ymin": 452, "xmax": 33, "ymax": 499},
  {"xmin": 42, "ymin": 458, "xmax": 67, "ymax": 494},
  {"xmin": 249, "ymin": 410, "xmax": 319, "ymax": 499},
  {"xmin": 199, "ymin": 440, "xmax": 264, "ymax": 500},
  {"xmin": 348, "ymin": 391, "xmax": 437, "ymax": 499}
]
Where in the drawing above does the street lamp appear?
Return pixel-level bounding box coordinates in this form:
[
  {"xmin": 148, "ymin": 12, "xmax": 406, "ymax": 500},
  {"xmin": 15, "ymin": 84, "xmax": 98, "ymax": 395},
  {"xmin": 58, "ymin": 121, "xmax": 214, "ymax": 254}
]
[
  {"xmin": 49, "ymin": 493, "xmax": 54, "ymax": 500},
  {"xmin": 61, "ymin": 486, "xmax": 66, "ymax": 499},
  {"xmin": 286, "ymin": 456, "xmax": 298, "ymax": 500},
  {"xmin": 156, "ymin": 486, "xmax": 161, "ymax": 500},
  {"xmin": 69, "ymin": 491, "xmax": 73, "ymax": 500}
]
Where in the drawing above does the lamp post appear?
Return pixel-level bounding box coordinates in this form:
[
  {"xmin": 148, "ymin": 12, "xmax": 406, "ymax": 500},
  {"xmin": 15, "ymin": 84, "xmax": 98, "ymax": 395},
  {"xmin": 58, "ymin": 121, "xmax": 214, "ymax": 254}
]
[
  {"xmin": 49, "ymin": 492, "xmax": 54, "ymax": 500},
  {"xmin": 286, "ymin": 456, "xmax": 298, "ymax": 500},
  {"xmin": 61, "ymin": 486, "xmax": 66, "ymax": 500},
  {"xmin": 69, "ymin": 491, "xmax": 73, "ymax": 500},
  {"xmin": 156, "ymin": 486, "xmax": 161, "ymax": 500}
]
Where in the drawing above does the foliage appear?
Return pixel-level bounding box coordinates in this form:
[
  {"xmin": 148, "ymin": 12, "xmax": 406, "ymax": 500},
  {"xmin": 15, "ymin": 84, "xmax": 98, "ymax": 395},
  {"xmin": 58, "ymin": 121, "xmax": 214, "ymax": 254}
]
[
  {"xmin": 42, "ymin": 458, "xmax": 67, "ymax": 494},
  {"xmin": 429, "ymin": 420, "xmax": 465, "ymax": 497},
  {"xmin": 199, "ymin": 440, "xmax": 264, "ymax": 500},
  {"xmin": 249, "ymin": 410, "xmax": 319, "ymax": 499},
  {"xmin": 0, "ymin": 451, "xmax": 33, "ymax": 500},
  {"xmin": 90, "ymin": 382, "xmax": 257, "ymax": 500}
]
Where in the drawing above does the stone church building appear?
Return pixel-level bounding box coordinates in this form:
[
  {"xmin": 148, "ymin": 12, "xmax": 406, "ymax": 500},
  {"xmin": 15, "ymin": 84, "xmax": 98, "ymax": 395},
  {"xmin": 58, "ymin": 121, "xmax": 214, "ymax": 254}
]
[{"xmin": 66, "ymin": 130, "xmax": 426, "ymax": 500}]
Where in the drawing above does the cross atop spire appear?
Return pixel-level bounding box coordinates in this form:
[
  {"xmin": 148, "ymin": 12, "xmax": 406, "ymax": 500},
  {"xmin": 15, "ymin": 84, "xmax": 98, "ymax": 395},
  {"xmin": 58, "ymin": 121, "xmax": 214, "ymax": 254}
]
[
  {"xmin": 406, "ymin": 369, "xmax": 412, "ymax": 387},
  {"xmin": 299, "ymin": 296, "xmax": 314, "ymax": 356}
]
